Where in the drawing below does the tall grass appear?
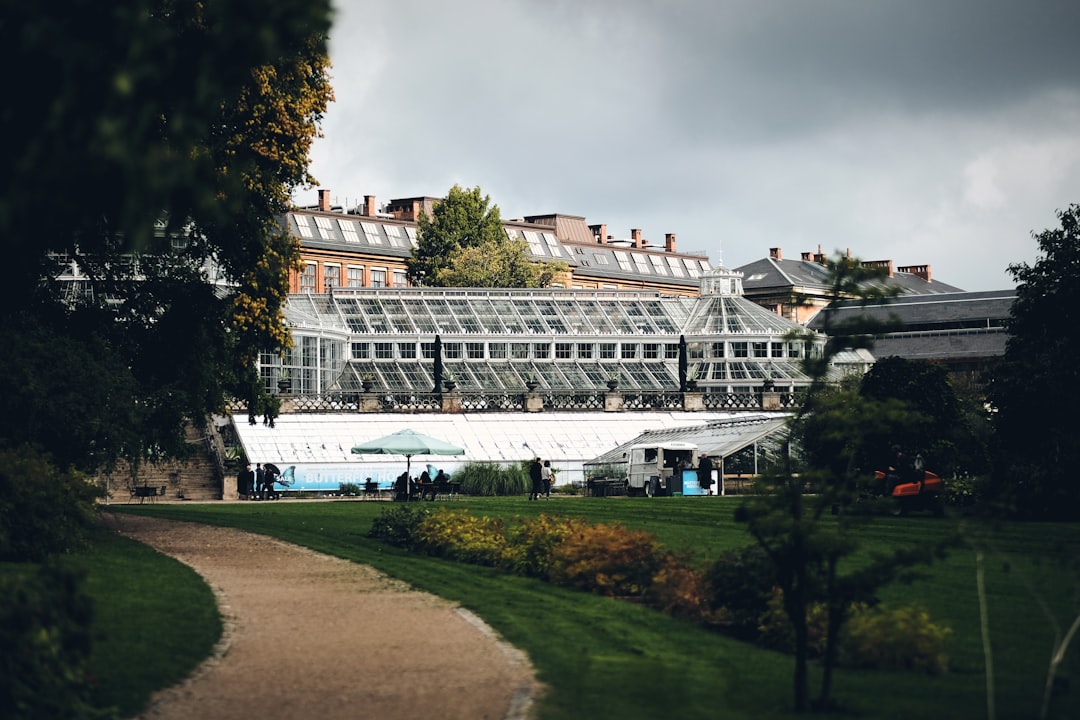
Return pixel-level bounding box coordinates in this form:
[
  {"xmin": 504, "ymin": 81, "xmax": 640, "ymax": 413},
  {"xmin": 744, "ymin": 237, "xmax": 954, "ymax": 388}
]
[{"xmin": 455, "ymin": 461, "xmax": 529, "ymax": 496}]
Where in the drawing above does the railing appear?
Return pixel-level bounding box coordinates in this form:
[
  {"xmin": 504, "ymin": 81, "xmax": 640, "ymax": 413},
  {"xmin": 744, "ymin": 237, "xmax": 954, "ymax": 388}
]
[{"xmin": 230, "ymin": 388, "xmax": 795, "ymax": 414}]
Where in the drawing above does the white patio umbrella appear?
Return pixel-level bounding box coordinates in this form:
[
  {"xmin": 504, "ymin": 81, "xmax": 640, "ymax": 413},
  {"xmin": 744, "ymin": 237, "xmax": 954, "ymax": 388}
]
[{"xmin": 351, "ymin": 428, "xmax": 464, "ymax": 476}]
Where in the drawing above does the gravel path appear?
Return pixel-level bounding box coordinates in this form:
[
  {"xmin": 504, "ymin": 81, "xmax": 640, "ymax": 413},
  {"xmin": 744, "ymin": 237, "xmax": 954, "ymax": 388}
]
[{"xmin": 110, "ymin": 515, "xmax": 540, "ymax": 720}]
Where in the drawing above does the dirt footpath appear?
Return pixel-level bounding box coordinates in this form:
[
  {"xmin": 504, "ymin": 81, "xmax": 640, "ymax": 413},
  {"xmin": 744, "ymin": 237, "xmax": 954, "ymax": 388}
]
[{"xmin": 110, "ymin": 515, "xmax": 540, "ymax": 720}]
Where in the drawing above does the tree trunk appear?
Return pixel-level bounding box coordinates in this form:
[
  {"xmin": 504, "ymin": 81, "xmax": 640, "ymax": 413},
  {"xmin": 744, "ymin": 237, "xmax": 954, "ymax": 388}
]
[
  {"xmin": 816, "ymin": 556, "xmax": 840, "ymax": 710},
  {"xmin": 790, "ymin": 588, "xmax": 810, "ymax": 712}
]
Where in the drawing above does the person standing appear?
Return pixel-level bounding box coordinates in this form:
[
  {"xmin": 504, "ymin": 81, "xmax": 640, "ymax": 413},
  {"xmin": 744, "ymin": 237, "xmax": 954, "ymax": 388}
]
[
  {"xmin": 255, "ymin": 463, "xmax": 266, "ymax": 501},
  {"xmin": 541, "ymin": 460, "xmax": 553, "ymax": 499},
  {"xmin": 529, "ymin": 457, "xmax": 543, "ymax": 500},
  {"xmin": 698, "ymin": 453, "xmax": 714, "ymax": 495},
  {"xmin": 238, "ymin": 463, "xmax": 254, "ymax": 500}
]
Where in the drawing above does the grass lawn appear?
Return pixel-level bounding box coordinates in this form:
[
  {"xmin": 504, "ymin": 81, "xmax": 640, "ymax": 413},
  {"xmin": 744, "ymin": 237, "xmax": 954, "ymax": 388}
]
[
  {"xmin": 102, "ymin": 496, "xmax": 1080, "ymax": 719},
  {"xmin": 57, "ymin": 527, "xmax": 221, "ymax": 717}
]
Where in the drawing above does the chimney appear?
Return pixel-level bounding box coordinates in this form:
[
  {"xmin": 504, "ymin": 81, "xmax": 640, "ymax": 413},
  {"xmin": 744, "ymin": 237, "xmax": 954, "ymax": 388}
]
[
  {"xmin": 590, "ymin": 223, "xmax": 607, "ymax": 244},
  {"xmin": 862, "ymin": 259, "xmax": 895, "ymax": 277},
  {"xmin": 769, "ymin": 247, "xmax": 782, "ymax": 260},
  {"xmin": 631, "ymin": 228, "xmax": 642, "ymax": 248},
  {"xmin": 801, "ymin": 251, "xmax": 814, "ymax": 261},
  {"xmin": 665, "ymin": 233, "xmax": 677, "ymax": 252},
  {"xmin": 317, "ymin": 189, "xmax": 331, "ymax": 212},
  {"xmin": 364, "ymin": 195, "xmax": 376, "ymax": 217},
  {"xmin": 899, "ymin": 264, "xmax": 932, "ymax": 282}
]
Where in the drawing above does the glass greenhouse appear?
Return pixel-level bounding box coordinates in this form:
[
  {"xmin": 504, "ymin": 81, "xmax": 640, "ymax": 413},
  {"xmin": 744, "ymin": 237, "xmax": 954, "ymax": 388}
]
[{"xmin": 262, "ymin": 267, "xmax": 823, "ymax": 397}]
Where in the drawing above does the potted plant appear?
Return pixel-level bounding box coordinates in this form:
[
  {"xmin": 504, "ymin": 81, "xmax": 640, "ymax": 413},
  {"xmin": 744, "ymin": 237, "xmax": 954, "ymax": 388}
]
[
  {"xmin": 685, "ymin": 366, "xmax": 699, "ymax": 391},
  {"xmin": 606, "ymin": 374, "xmax": 619, "ymax": 391},
  {"xmin": 276, "ymin": 370, "xmax": 292, "ymax": 394},
  {"xmin": 442, "ymin": 371, "xmax": 457, "ymax": 391},
  {"xmin": 525, "ymin": 374, "xmax": 539, "ymax": 391},
  {"xmin": 361, "ymin": 373, "xmax": 375, "ymax": 392}
]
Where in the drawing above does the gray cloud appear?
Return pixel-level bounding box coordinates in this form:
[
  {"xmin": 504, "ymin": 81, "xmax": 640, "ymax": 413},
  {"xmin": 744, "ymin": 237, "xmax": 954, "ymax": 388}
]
[{"xmin": 307, "ymin": 0, "xmax": 1080, "ymax": 290}]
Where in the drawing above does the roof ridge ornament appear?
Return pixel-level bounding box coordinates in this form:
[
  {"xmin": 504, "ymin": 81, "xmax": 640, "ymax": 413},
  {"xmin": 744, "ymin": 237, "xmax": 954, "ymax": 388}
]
[{"xmin": 699, "ymin": 264, "xmax": 745, "ymax": 297}]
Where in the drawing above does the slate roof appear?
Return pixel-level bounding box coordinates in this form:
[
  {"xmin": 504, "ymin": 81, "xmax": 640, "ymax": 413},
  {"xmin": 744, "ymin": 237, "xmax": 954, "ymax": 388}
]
[
  {"xmin": 736, "ymin": 257, "xmax": 965, "ymax": 296},
  {"xmin": 806, "ymin": 290, "xmax": 1014, "ymax": 331},
  {"xmin": 806, "ymin": 290, "xmax": 1014, "ymax": 362}
]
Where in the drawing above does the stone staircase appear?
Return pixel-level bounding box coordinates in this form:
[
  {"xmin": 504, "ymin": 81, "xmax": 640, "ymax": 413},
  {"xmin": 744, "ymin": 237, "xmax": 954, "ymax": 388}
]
[{"xmin": 101, "ymin": 423, "xmax": 223, "ymax": 504}]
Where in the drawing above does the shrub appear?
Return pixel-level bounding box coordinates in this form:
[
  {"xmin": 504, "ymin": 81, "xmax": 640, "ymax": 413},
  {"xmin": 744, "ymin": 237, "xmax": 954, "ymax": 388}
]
[
  {"xmin": 757, "ymin": 590, "xmax": 952, "ymax": 673},
  {"xmin": 757, "ymin": 588, "xmax": 832, "ymax": 657},
  {"xmin": 645, "ymin": 553, "xmax": 708, "ymax": 620},
  {"xmin": 0, "ymin": 563, "xmax": 113, "ymax": 719},
  {"xmin": 944, "ymin": 475, "xmax": 982, "ymax": 508},
  {"xmin": 0, "ymin": 447, "xmax": 103, "ymax": 563},
  {"xmin": 840, "ymin": 602, "xmax": 952, "ymax": 674},
  {"xmin": 415, "ymin": 509, "xmax": 508, "ymax": 566},
  {"xmin": 504, "ymin": 514, "xmax": 586, "ymax": 579},
  {"xmin": 549, "ymin": 522, "xmax": 665, "ymax": 598},
  {"xmin": 455, "ymin": 462, "xmax": 529, "ymax": 496},
  {"xmin": 367, "ymin": 504, "xmax": 431, "ymax": 550},
  {"xmin": 702, "ymin": 544, "xmax": 776, "ymax": 639},
  {"xmin": 338, "ymin": 482, "xmax": 361, "ymax": 496}
]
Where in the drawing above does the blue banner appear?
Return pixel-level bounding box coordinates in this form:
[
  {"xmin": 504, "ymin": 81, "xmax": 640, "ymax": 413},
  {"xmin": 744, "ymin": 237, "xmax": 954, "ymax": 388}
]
[{"xmin": 273, "ymin": 462, "xmax": 462, "ymax": 492}]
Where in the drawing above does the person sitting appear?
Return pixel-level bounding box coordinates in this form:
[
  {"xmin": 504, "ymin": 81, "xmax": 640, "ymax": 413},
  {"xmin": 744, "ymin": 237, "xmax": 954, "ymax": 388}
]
[
  {"xmin": 418, "ymin": 470, "xmax": 434, "ymax": 500},
  {"xmin": 394, "ymin": 471, "xmax": 411, "ymax": 502},
  {"xmin": 434, "ymin": 469, "xmax": 448, "ymax": 484}
]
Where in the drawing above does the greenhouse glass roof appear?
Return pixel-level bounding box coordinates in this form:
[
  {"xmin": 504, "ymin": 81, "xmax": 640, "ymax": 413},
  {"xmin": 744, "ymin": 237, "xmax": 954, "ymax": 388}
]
[{"xmin": 276, "ymin": 268, "xmax": 821, "ymax": 395}]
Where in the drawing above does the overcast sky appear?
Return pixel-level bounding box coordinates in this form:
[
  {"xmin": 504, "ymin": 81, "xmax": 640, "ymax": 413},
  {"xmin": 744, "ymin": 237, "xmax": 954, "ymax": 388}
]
[{"xmin": 302, "ymin": 0, "xmax": 1080, "ymax": 291}]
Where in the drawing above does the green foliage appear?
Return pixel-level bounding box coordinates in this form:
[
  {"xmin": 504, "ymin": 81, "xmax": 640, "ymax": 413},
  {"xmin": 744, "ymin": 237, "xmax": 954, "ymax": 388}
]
[
  {"xmin": 503, "ymin": 514, "xmax": 585, "ymax": 579},
  {"xmin": 757, "ymin": 587, "xmax": 833, "ymax": 658},
  {"xmin": 944, "ymin": 475, "xmax": 982, "ymax": 508},
  {"xmin": 407, "ymin": 185, "xmax": 506, "ymax": 285},
  {"xmin": 456, "ymin": 461, "xmax": 529, "ymax": 496},
  {"xmin": 0, "ymin": 448, "xmax": 103, "ymax": 562},
  {"xmin": 703, "ymin": 544, "xmax": 777, "ymax": 639},
  {"xmin": 416, "ymin": 509, "xmax": 508, "ymax": 566},
  {"xmin": 0, "ymin": 319, "xmax": 142, "ymax": 473},
  {"xmin": 367, "ymin": 504, "xmax": 432, "ymax": 550},
  {"xmin": 840, "ymin": 603, "xmax": 952, "ymax": 674},
  {"xmin": 549, "ymin": 521, "xmax": 666, "ymax": 598},
  {"xmin": 337, "ymin": 482, "xmax": 361, "ymax": 496},
  {"xmin": 859, "ymin": 357, "xmax": 979, "ymax": 476},
  {"xmin": 0, "ymin": 563, "xmax": 113, "ymax": 719},
  {"xmin": 0, "ymin": 0, "xmax": 333, "ymax": 471},
  {"xmin": 989, "ymin": 204, "xmax": 1080, "ymax": 519},
  {"xmin": 406, "ymin": 184, "xmax": 566, "ymax": 288},
  {"xmin": 112, "ymin": 501, "xmax": 1080, "ymax": 719},
  {"xmin": 740, "ymin": 252, "xmax": 947, "ymax": 712},
  {"xmin": 435, "ymin": 237, "xmax": 568, "ymax": 288},
  {"xmin": 760, "ymin": 591, "xmax": 954, "ymax": 677},
  {"xmin": 758, "ymin": 592, "xmax": 952, "ymax": 674}
]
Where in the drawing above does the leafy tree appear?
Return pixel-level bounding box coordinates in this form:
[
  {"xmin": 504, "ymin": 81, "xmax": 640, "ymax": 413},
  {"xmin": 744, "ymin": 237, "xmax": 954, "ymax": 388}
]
[
  {"xmin": 737, "ymin": 254, "xmax": 949, "ymax": 712},
  {"xmin": 859, "ymin": 357, "xmax": 962, "ymax": 473},
  {"xmin": 407, "ymin": 184, "xmax": 566, "ymax": 287},
  {"xmin": 0, "ymin": 0, "xmax": 333, "ymax": 471},
  {"xmin": 434, "ymin": 237, "xmax": 566, "ymax": 288},
  {"xmin": 987, "ymin": 204, "xmax": 1080, "ymax": 519}
]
